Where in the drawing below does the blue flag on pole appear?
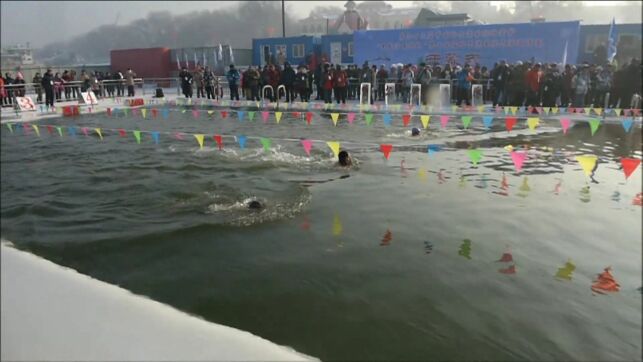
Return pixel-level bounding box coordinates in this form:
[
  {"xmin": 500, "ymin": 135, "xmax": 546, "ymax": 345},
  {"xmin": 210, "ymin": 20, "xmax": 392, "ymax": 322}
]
[{"xmin": 607, "ymin": 18, "xmax": 618, "ymax": 63}]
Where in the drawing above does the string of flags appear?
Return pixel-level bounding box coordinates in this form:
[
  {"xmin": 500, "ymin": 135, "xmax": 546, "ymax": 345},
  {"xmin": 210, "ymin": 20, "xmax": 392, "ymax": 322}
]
[{"xmin": 4, "ymin": 122, "xmax": 642, "ymax": 185}]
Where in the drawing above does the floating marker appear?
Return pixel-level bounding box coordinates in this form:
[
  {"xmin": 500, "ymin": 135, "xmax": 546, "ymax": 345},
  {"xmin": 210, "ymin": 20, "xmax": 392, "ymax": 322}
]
[
  {"xmin": 555, "ymin": 259, "xmax": 576, "ymax": 281},
  {"xmin": 591, "ymin": 267, "xmax": 620, "ymax": 294},
  {"xmin": 118, "ymin": 129, "xmax": 127, "ymax": 137},
  {"xmin": 326, "ymin": 141, "xmax": 340, "ymax": 158}
]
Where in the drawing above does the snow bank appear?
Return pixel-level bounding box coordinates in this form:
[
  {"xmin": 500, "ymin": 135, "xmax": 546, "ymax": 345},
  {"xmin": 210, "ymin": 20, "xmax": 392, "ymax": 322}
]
[{"xmin": 1, "ymin": 241, "xmax": 317, "ymax": 361}]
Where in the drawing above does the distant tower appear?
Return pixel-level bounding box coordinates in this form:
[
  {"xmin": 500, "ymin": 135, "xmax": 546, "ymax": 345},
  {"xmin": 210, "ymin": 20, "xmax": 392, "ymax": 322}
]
[{"xmin": 333, "ymin": 0, "xmax": 368, "ymax": 34}]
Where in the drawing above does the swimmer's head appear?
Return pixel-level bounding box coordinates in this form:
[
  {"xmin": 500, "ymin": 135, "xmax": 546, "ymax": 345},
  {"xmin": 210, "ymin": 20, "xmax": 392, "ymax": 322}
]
[
  {"xmin": 411, "ymin": 127, "xmax": 420, "ymax": 136},
  {"xmin": 247, "ymin": 200, "xmax": 263, "ymax": 210},
  {"xmin": 338, "ymin": 150, "xmax": 352, "ymax": 166}
]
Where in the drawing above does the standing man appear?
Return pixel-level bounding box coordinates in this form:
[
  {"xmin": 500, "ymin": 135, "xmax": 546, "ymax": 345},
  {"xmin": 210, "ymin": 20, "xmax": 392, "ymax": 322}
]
[
  {"xmin": 294, "ymin": 65, "xmax": 310, "ymax": 102},
  {"xmin": 332, "ymin": 64, "xmax": 348, "ymax": 105},
  {"xmin": 376, "ymin": 65, "xmax": 388, "ymax": 101},
  {"xmin": 281, "ymin": 62, "xmax": 296, "ymax": 102},
  {"xmin": 204, "ymin": 66, "xmax": 217, "ymax": 100},
  {"xmin": 226, "ymin": 64, "xmax": 240, "ymax": 101},
  {"xmin": 246, "ymin": 66, "xmax": 260, "ymax": 101},
  {"xmin": 32, "ymin": 72, "xmax": 43, "ymax": 103},
  {"xmin": 41, "ymin": 68, "xmax": 55, "ymax": 108},
  {"xmin": 525, "ymin": 63, "xmax": 542, "ymax": 109},
  {"xmin": 193, "ymin": 66, "xmax": 204, "ymax": 98},
  {"xmin": 416, "ymin": 63, "xmax": 432, "ymax": 105},
  {"xmin": 179, "ymin": 67, "xmax": 193, "ymax": 98},
  {"xmin": 126, "ymin": 68, "xmax": 137, "ymax": 97},
  {"xmin": 541, "ymin": 63, "xmax": 562, "ymax": 107},
  {"xmin": 491, "ymin": 60, "xmax": 509, "ymax": 107},
  {"xmin": 322, "ymin": 63, "xmax": 334, "ymax": 104}
]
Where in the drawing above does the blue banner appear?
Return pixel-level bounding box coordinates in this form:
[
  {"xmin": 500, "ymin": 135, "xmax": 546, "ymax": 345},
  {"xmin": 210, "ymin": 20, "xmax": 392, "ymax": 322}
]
[{"xmin": 354, "ymin": 21, "xmax": 580, "ymax": 68}]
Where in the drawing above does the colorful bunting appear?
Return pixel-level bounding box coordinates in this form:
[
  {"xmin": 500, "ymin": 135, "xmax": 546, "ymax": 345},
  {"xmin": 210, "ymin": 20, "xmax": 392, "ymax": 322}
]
[
  {"xmin": 194, "ymin": 134, "xmax": 205, "ymax": 149},
  {"xmin": 31, "ymin": 125, "xmax": 40, "ymax": 137},
  {"xmin": 306, "ymin": 112, "xmax": 313, "ymax": 125},
  {"xmin": 94, "ymin": 128, "xmax": 103, "ymax": 140},
  {"xmin": 237, "ymin": 135, "xmax": 247, "ymax": 149},
  {"xmin": 383, "ymin": 113, "xmax": 392, "ymax": 126},
  {"xmin": 275, "ymin": 111, "xmax": 283, "ymax": 124},
  {"xmin": 621, "ymin": 119, "xmax": 633, "ymax": 133},
  {"xmin": 261, "ymin": 111, "xmax": 269, "ymax": 123},
  {"xmin": 301, "ymin": 139, "xmax": 312, "ymax": 156},
  {"xmin": 133, "ymin": 130, "xmax": 141, "ymax": 144},
  {"xmin": 214, "ymin": 134, "xmax": 223, "ymax": 150},
  {"xmin": 482, "ymin": 116, "xmax": 493, "ymax": 129},
  {"xmin": 237, "ymin": 111, "xmax": 245, "ymax": 121},
  {"xmin": 326, "ymin": 141, "xmax": 340, "ymax": 158},
  {"xmin": 461, "ymin": 115, "xmax": 472, "ymax": 129},
  {"xmin": 613, "ymin": 108, "xmax": 621, "ymax": 116},
  {"xmin": 527, "ymin": 117, "xmax": 539, "ymax": 130},
  {"xmin": 576, "ymin": 155, "xmax": 597, "ymax": 176},
  {"xmin": 151, "ymin": 131, "xmax": 160, "ymax": 144},
  {"xmin": 248, "ymin": 111, "xmax": 255, "ymax": 121},
  {"xmin": 380, "ymin": 144, "xmax": 393, "ymax": 160},
  {"xmin": 141, "ymin": 109, "xmax": 147, "ymax": 118},
  {"xmin": 588, "ymin": 119, "xmax": 601, "ymax": 136},
  {"xmin": 440, "ymin": 115, "xmax": 449, "ymax": 128},
  {"xmin": 510, "ymin": 151, "xmax": 527, "ymax": 173},
  {"xmin": 365, "ymin": 113, "xmax": 374, "ymax": 126},
  {"xmin": 5, "ymin": 123, "xmax": 13, "ymax": 134},
  {"xmin": 560, "ymin": 118, "xmax": 571, "ymax": 134},
  {"xmin": 260, "ymin": 137, "xmax": 271, "ymax": 152},
  {"xmin": 402, "ymin": 114, "xmax": 411, "ymax": 127},
  {"xmin": 56, "ymin": 126, "xmax": 63, "ymax": 137},
  {"xmin": 505, "ymin": 117, "xmax": 516, "ymax": 132},
  {"xmin": 331, "ymin": 113, "xmax": 340, "ymax": 126},
  {"xmin": 468, "ymin": 149, "xmax": 482, "ymax": 166},
  {"xmin": 621, "ymin": 158, "xmax": 641, "ymax": 180},
  {"xmin": 81, "ymin": 127, "xmax": 89, "ymax": 136},
  {"xmin": 420, "ymin": 115, "xmax": 430, "ymax": 128},
  {"xmin": 347, "ymin": 112, "xmax": 355, "ymax": 124}
]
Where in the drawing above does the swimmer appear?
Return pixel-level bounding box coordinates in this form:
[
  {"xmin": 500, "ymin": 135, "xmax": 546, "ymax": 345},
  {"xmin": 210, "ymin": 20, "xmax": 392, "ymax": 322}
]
[
  {"xmin": 247, "ymin": 200, "xmax": 263, "ymax": 210},
  {"xmin": 411, "ymin": 127, "xmax": 420, "ymax": 136},
  {"xmin": 338, "ymin": 150, "xmax": 352, "ymax": 167}
]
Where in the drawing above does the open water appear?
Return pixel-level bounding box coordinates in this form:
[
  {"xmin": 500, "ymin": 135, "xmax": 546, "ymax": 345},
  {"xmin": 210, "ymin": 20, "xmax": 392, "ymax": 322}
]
[{"xmin": 1, "ymin": 102, "xmax": 641, "ymax": 361}]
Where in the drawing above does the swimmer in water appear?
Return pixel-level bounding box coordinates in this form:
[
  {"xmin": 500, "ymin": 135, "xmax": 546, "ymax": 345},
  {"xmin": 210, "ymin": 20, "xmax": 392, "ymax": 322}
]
[
  {"xmin": 247, "ymin": 200, "xmax": 263, "ymax": 210},
  {"xmin": 338, "ymin": 150, "xmax": 352, "ymax": 167},
  {"xmin": 411, "ymin": 127, "xmax": 420, "ymax": 136}
]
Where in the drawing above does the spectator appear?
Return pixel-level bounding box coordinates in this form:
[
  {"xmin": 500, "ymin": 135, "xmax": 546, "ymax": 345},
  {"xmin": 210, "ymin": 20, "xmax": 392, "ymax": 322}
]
[
  {"xmin": 491, "ymin": 60, "xmax": 509, "ymax": 106},
  {"xmin": 70, "ymin": 70, "xmax": 79, "ymax": 98},
  {"xmin": 561, "ymin": 64, "xmax": 574, "ymax": 107},
  {"xmin": 332, "ymin": 64, "xmax": 348, "ymax": 105},
  {"xmin": 179, "ymin": 67, "xmax": 193, "ymax": 98},
  {"xmin": 280, "ymin": 62, "xmax": 296, "ymax": 102},
  {"xmin": 14, "ymin": 72, "xmax": 26, "ymax": 97},
  {"xmin": 0, "ymin": 75, "xmax": 5, "ymax": 107},
  {"xmin": 32, "ymin": 72, "xmax": 43, "ymax": 103},
  {"xmin": 542, "ymin": 63, "xmax": 562, "ymax": 107},
  {"xmin": 322, "ymin": 63, "xmax": 334, "ymax": 104},
  {"xmin": 3, "ymin": 73, "xmax": 14, "ymax": 106},
  {"xmin": 90, "ymin": 71, "xmax": 100, "ymax": 97},
  {"xmin": 41, "ymin": 69, "xmax": 54, "ymax": 108},
  {"xmin": 359, "ymin": 62, "xmax": 373, "ymax": 103},
  {"xmin": 80, "ymin": 70, "xmax": 90, "ymax": 92},
  {"xmin": 595, "ymin": 65, "xmax": 613, "ymax": 108},
  {"xmin": 294, "ymin": 64, "xmax": 310, "ymax": 102},
  {"xmin": 226, "ymin": 64, "xmax": 240, "ymax": 101},
  {"xmin": 53, "ymin": 72, "xmax": 64, "ymax": 100},
  {"xmin": 376, "ymin": 65, "xmax": 388, "ymax": 101},
  {"xmin": 572, "ymin": 64, "xmax": 590, "ymax": 107},
  {"xmin": 126, "ymin": 68, "xmax": 136, "ymax": 97},
  {"xmin": 204, "ymin": 66, "xmax": 218, "ymax": 100},
  {"xmin": 245, "ymin": 66, "xmax": 260, "ymax": 101},
  {"xmin": 104, "ymin": 71, "xmax": 114, "ymax": 98},
  {"xmin": 456, "ymin": 64, "xmax": 473, "ymax": 106},
  {"xmin": 402, "ymin": 64, "xmax": 415, "ymax": 103},
  {"xmin": 525, "ymin": 62, "xmax": 543, "ymax": 108},
  {"xmin": 416, "ymin": 63, "xmax": 432, "ymax": 105},
  {"xmin": 193, "ymin": 66, "xmax": 204, "ymax": 98},
  {"xmin": 113, "ymin": 70, "xmax": 124, "ymax": 97}
]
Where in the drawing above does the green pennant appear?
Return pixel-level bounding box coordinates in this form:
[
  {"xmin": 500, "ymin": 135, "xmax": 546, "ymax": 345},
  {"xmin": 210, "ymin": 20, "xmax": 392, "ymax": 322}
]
[
  {"xmin": 461, "ymin": 116, "xmax": 472, "ymax": 129},
  {"xmin": 248, "ymin": 111, "xmax": 256, "ymax": 121},
  {"xmin": 468, "ymin": 149, "xmax": 482, "ymax": 166},
  {"xmin": 588, "ymin": 118, "xmax": 601, "ymax": 136},
  {"xmin": 133, "ymin": 130, "xmax": 141, "ymax": 144},
  {"xmin": 6, "ymin": 123, "xmax": 13, "ymax": 133},
  {"xmin": 260, "ymin": 137, "xmax": 271, "ymax": 152},
  {"xmin": 365, "ymin": 113, "xmax": 374, "ymax": 126},
  {"xmin": 56, "ymin": 126, "xmax": 63, "ymax": 137},
  {"xmin": 123, "ymin": 108, "xmax": 129, "ymax": 116}
]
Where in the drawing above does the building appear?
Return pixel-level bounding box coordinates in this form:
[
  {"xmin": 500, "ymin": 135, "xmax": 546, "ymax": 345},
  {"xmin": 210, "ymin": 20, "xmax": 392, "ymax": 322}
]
[
  {"xmin": 252, "ymin": 36, "xmax": 320, "ymax": 67},
  {"xmin": 321, "ymin": 34, "xmax": 354, "ymax": 65},
  {"xmin": 413, "ymin": 8, "xmax": 478, "ymax": 27},
  {"xmin": 577, "ymin": 23, "xmax": 642, "ymax": 66},
  {"xmin": 1, "ymin": 43, "xmax": 35, "ymax": 70}
]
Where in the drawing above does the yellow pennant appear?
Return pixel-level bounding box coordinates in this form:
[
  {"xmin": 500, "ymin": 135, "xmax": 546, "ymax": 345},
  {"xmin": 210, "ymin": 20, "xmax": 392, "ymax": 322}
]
[
  {"xmin": 510, "ymin": 106, "xmax": 518, "ymax": 115},
  {"xmin": 332, "ymin": 214, "xmax": 343, "ymax": 236},
  {"xmin": 418, "ymin": 167, "xmax": 427, "ymax": 181},
  {"xmin": 207, "ymin": 110, "xmax": 214, "ymax": 115},
  {"xmin": 94, "ymin": 128, "xmax": 103, "ymax": 140},
  {"xmin": 326, "ymin": 141, "xmax": 340, "ymax": 158},
  {"xmin": 504, "ymin": 145, "xmax": 514, "ymax": 152},
  {"xmin": 275, "ymin": 111, "xmax": 283, "ymax": 124},
  {"xmin": 527, "ymin": 117, "xmax": 539, "ymax": 130},
  {"xmin": 194, "ymin": 134, "xmax": 204, "ymax": 149},
  {"xmin": 302, "ymin": 102, "xmax": 308, "ymax": 109},
  {"xmin": 331, "ymin": 113, "xmax": 340, "ymax": 126},
  {"xmin": 32, "ymin": 125, "xmax": 40, "ymax": 137},
  {"xmin": 594, "ymin": 108, "xmax": 602, "ymax": 116},
  {"xmin": 614, "ymin": 108, "xmax": 621, "ymax": 116},
  {"xmin": 551, "ymin": 107, "xmax": 559, "ymax": 114},
  {"xmin": 420, "ymin": 115, "xmax": 430, "ymax": 129},
  {"xmin": 451, "ymin": 105, "xmax": 458, "ymax": 113},
  {"xmin": 187, "ymin": 98, "xmax": 192, "ymax": 106},
  {"xmin": 141, "ymin": 108, "xmax": 147, "ymax": 118},
  {"xmin": 583, "ymin": 107, "xmax": 591, "ymax": 115},
  {"xmin": 477, "ymin": 105, "xmax": 485, "ymax": 113},
  {"xmin": 504, "ymin": 107, "xmax": 510, "ymax": 115},
  {"xmin": 576, "ymin": 155, "xmax": 597, "ymax": 176}
]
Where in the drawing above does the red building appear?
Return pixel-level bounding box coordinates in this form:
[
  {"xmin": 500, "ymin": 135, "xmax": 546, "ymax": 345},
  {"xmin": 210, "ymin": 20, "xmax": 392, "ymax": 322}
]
[{"xmin": 110, "ymin": 48, "xmax": 172, "ymax": 78}]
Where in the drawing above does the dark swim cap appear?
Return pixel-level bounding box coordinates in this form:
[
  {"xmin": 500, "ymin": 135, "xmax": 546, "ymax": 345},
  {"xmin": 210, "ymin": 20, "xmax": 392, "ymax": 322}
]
[
  {"xmin": 247, "ymin": 200, "xmax": 263, "ymax": 210},
  {"xmin": 411, "ymin": 127, "xmax": 420, "ymax": 136}
]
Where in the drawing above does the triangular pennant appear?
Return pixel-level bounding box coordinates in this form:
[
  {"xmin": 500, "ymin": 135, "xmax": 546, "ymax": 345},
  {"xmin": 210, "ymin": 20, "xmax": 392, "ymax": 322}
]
[
  {"xmin": 237, "ymin": 135, "xmax": 247, "ymax": 149},
  {"xmin": 510, "ymin": 151, "xmax": 527, "ymax": 172},
  {"xmin": 451, "ymin": 105, "xmax": 458, "ymax": 113},
  {"xmin": 621, "ymin": 118, "xmax": 633, "ymax": 133},
  {"xmin": 141, "ymin": 108, "xmax": 147, "ymax": 118},
  {"xmin": 560, "ymin": 118, "xmax": 571, "ymax": 134},
  {"xmin": 583, "ymin": 107, "xmax": 591, "ymax": 115},
  {"xmin": 118, "ymin": 128, "xmax": 126, "ymax": 137},
  {"xmin": 527, "ymin": 117, "xmax": 539, "ymax": 130},
  {"xmin": 45, "ymin": 125, "xmax": 53, "ymax": 134},
  {"xmin": 162, "ymin": 108, "xmax": 169, "ymax": 118},
  {"xmin": 32, "ymin": 125, "xmax": 40, "ymax": 137},
  {"xmin": 275, "ymin": 111, "xmax": 283, "ymax": 124},
  {"xmin": 383, "ymin": 113, "xmax": 392, "ymax": 126},
  {"xmin": 402, "ymin": 114, "xmax": 411, "ymax": 127},
  {"xmin": 291, "ymin": 112, "xmax": 300, "ymax": 118},
  {"xmin": 301, "ymin": 139, "xmax": 312, "ymax": 156},
  {"xmin": 131, "ymin": 108, "xmax": 139, "ymax": 117},
  {"xmin": 306, "ymin": 112, "xmax": 313, "ymax": 125},
  {"xmin": 551, "ymin": 107, "xmax": 559, "ymax": 114},
  {"xmin": 207, "ymin": 110, "xmax": 215, "ymax": 116},
  {"xmin": 260, "ymin": 137, "xmax": 271, "ymax": 152},
  {"xmin": 194, "ymin": 134, "xmax": 205, "ymax": 149},
  {"xmin": 461, "ymin": 116, "xmax": 472, "ymax": 129},
  {"xmin": 248, "ymin": 111, "xmax": 256, "ymax": 121},
  {"xmin": 106, "ymin": 107, "xmax": 112, "ymax": 116},
  {"xmin": 576, "ymin": 155, "xmax": 597, "ymax": 176},
  {"xmin": 81, "ymin": 127, "xmax": 89, "ymax": 136},
  {"xmin": 468, "ymin": 149, "xmax": 482, "ymax": 166},
  {"xmin": 94, "ymin": 128, "xmax": 103, "ymax": 140},
  {"xmin": 237, "ymin": 111, "xmax": 245, "ymax": 121},
  {"xmin": 331, "ymin": 113, "xmax": 339, "ymax": 126},
  {"xmin": 326, "ymin": 141, "xmax": 340, "ymax": 158},
  {"xmin": 365, "ymin": 113, "xmax": 374, "ymax": 125},
  {"xmin": 420, "ymin": 115, "xmax": 430, "ymax": 129},
  {"xmin": 482, "ymin": 116, "xmax": 493, "ymax": 129},
  {"xmin": 505, "ymin": 117, "xmax": 517, "ymax": 132},
  {"xmin": 614, "ymin": 108, "xmax": 621, "ymax": 116},
  {"xmin": 192, "ymin": 109, "xmax": 200, "ymax": 119},
  {"xmin": 151, "ymin": 108, "xmax": 158, "ymax": 118},
  {"xmin": 477, "ymin": 105, "xmax": 485, "ymax": 113},
  {"xmin": 510, "ymin": 106, "xmax": 518, "ymax": 115},
  {"xmin": 588, "ymin": 119, "xmax": 600, "ymax": 136},
  {"xmin": 347, "ymin": 112, "xmax": 355, "ymax": 124},
  {"xmin": 56, "ymin": 126, "xmax": 63, "ymax": 137},
  {"xmin": 151, "ymin": 131, "xmax": 160, "ymax": 144},
  {"xmin": 440, "ymin": 115, "xmax": 449, "ymax": 128},
  {"xmin": 261, "ymin": 111, "xmax": 269, "ymax": 123},
  {"xmin": 594, "ymin": 108, "xmax": 602, "ymax": 116},
  {"xmin": 214, "ymin": 134, "xmax": 223, "ymax": 150},
  {"xmin": 621, "ymin": 158, "xmax": 641, "ymax": 180},
  {"xmin": 133, "ymin": 130, "xmax": 141, "ymax": 144},
  {"xmin": 6, "ymin": 123, "xmax": 13, "ymax": 134},
  {"xmin": 221, "ymin": 110, "xmax": 228, "ymax": 119},
  {"xmin": 380, "ymin": 144, "xmax": 393, "ymax": 160}
]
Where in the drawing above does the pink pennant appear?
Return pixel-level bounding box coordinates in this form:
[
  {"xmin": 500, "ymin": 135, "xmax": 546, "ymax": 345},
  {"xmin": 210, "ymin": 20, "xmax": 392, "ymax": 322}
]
[
  {"xmin": 440, "ymin": 115, "xmax": 449, "ymax": 128},
  {"xmin": 497, "ymin": 252, "xmax": 513, "ymax": 263},
  {"xmin": 23, "ymin": 123, "xmax": 31, "ymax": 134},
  {"xmin": 347, "ymin": 112, "xmax": 355, "ymax": 124},
  {"xmin": 632, "ymin": 109, "xmax": 640, "ymax": 117},
  {"xmin": 192, "ymin": 110, "xmax": 200, "ymax": 119},
  {"xmin": 301, "ymin": 139, "xmax": 312, "ymax": 156},
  {"xmin": 131, "ymin": 108, "xmax": 139, "ymax": 116},
  {"xmin": 624, "ymin": 109, "xmax": 631, "ymax": 116},
  {"xmin": 380, "ymin": 144, "xmax": 393, "ymax": 160},
  {"xmin": 560, "ymin": 118, "xmax": 571, "ymax": 134},
  {"xmin": 174, "ymin": 132, "xmax": 184, "ymax": 140},
  {"xmin": 118, "ymin": 129, "xmax": 126, "ymax": 137},
  {"xmin": 261, "ymin": 111, "xmax": 269, "ymax": 123},
  {"xmin": 306, "ymin": 112, "xmax": 313, "ymax": 125},
  {"xmin": 82, "ymin": 127, "xmax": 89, "ymax": 136},
  {"xmin": 510, "ymin": 151, "xmax": 527, "ymax": 172},
  {"xmin": 495, "ymin": 106, "xmax": 503, "ymax": 113}
]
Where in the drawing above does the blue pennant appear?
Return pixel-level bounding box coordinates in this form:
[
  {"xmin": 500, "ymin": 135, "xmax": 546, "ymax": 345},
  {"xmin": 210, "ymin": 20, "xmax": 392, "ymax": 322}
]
[
  {"xmin": 151, "ymin": 131, "xmax": 160, "ymax": 144},
  {"xmin": 237, "ymin": 135, "xmax": 247, "ymax": 149},
  {"xmin": 238, "ymin": 111, "xmax": 245, "ymax": 121},
  {"xmin": 622, "ymin": 118, "xmax": 633, "ymax": 133},
  {"xmin": 383, "ymin": 113, "xmax": 392, "ymax": 126},
  {"xmin": 482, "ymin": 116, "xmax": 494, "ymax": 129}
]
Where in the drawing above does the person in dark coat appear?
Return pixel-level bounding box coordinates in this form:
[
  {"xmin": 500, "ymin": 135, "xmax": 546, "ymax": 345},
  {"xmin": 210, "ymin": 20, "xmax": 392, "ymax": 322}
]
[
  {"xmin": 280, "ymin": 62, "xmax": 296, "ymax": 102},
  {"xmin": 294, "ymin": 65, "xmax": 310, "ymax": 102},
  {"xmin": 226, "ymin": 64, "xmax": 240, "ymax": 101},
  {"xmin": 179, "ymin": 67, "xmax": 193, "ymax": 98},
  {"xmin": 41, "ymin": 69, "xmax": 55, "ymax": 107},
  {"xmin": 491, "ymin": 60, "xmax": 510, "ymax": 106},
  {"xmin": 541, "ymin": 63, "xmax": 562, "ymax": 107}
]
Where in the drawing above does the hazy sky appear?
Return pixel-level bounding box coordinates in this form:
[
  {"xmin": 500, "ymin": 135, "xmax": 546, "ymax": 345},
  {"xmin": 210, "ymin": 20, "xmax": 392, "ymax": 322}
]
[{"xmin": 1, "ymin": 1, "xmax": 416, "ymax": 48}]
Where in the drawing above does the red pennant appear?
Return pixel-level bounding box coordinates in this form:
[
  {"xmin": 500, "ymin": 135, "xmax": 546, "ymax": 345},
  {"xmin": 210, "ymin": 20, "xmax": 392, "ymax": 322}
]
[
  {"xmin": 402, "ymin": 114, "xmax": 411, "ymax": 126},
  {"xmin": 46, "ymin": 125, "xmax": 54, "ymax": 135},
  {"xmin": 591, "ymin": 267, "xmax": 620, "ymax": 294},
  {"xmin": 306, "ymin": 112, "xmax": 313, "ymax": 125},
  {"xmin": 632, "ymin": 109, "xmax": 640, "ymax": 116},
  {"xmin": 151, "ymin": 108, "xmax": 158, "ymax": 118},
  {"xmin": 505, "ymin": 117, "xmax": 517, "ymax": 132},
  {"xmin": 633, "ymin": 193, "xmax": 642, "ymax": 206},
  {"xmin": 292, "ymin": 112, "xmax": 300, "ymax": 118},
  {"xmin": 118, "ymin": 129, "xmax": 126, "ymax": 137},
  {"xmin": 621, "ymin": 158, "xmax": 641, "ymax": 180},
  {"xmin": 221, "ymin": 111, "xmax": 228, "ymax": 119},
  {"xmin": 380, "ymin": 144, "xmax": 393, "ymax": 160},
  {"xmin": 497, "ymin": 252, "xmax": 513, "ymax": 263},
  {"xmin": 214, "ymin": 134, "xmax": 223, "ymax": 150},
  {"xmin": 106, "ymin": 108, "xmax": 112, "ymax": 116}
]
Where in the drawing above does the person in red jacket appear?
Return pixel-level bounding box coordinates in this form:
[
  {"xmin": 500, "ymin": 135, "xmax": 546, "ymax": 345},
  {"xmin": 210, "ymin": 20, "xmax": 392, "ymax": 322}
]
[
  {"xmin": 525, "ymin": 62, "xmax": 542, "ymax": 109},
  {"xmin": 332, "ymin": 64, "xmax": 348, "ymax": 104},
  {"xmin": 322, "ymin": 63, "xmax": 334, "ymax": 104}
]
